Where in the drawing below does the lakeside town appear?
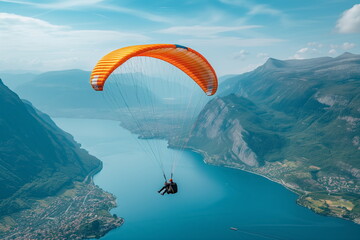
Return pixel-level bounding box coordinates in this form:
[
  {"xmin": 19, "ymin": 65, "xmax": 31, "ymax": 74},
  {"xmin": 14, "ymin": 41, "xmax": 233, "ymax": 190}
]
[{"xmin": 0, "ymin": 181, "xmax": 123, "ymax": 240}]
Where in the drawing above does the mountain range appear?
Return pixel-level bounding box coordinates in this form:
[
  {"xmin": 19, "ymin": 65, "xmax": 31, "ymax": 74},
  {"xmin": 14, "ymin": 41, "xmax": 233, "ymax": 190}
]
[
  {"xmin": 10, "ymin": 69, "xmax": 196, "ymax": 118},
  {"xmin": 185, "ymin": 52, "xmax": 360, "ymax": 223}
]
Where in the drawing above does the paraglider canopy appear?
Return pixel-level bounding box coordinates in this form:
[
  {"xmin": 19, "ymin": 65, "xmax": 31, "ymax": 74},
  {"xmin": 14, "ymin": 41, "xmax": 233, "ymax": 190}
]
[
  {"xmin": 89, "ymin": 44, "xmax": 218, "ymax": 186},
  {"xmin": 90, "ymin": 44, "xmax": 218, "ymax": 96}
]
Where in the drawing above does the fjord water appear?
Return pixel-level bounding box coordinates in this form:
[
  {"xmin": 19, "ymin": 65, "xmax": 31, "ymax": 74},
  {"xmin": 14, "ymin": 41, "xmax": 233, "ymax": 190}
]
[{"xmin": 54, "ymin": 118, "xmax": 360, "ymax": 240}]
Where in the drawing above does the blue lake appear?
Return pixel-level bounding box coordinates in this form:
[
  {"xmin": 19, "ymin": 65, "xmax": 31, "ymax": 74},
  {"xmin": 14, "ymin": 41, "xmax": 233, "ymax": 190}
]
[{"xmin": 54, "ymin": 118, "xmax": 360, "ymax": 240}]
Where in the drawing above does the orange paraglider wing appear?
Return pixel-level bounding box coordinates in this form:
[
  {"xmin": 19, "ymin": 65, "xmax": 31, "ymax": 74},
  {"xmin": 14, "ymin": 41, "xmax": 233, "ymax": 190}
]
[{"xmin": 90, "ymin": 44, "xmax": 218, "ymax": 96}]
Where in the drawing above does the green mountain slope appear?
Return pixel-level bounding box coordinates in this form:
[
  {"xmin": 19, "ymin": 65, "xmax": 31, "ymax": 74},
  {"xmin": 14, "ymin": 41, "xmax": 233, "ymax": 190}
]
[
  {"xmin": 186, "ymin": 53, "xmax": 360, "ymax": 223},
  {"xmin": 0, "ymin": 78, "xmax": 101, "ymax": 216}
]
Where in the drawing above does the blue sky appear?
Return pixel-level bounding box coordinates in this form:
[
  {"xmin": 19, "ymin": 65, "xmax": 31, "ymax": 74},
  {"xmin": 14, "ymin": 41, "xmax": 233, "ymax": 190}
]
[{"xmin": 0, "ymin": 0, "xmax": 359, "ymax": 76}]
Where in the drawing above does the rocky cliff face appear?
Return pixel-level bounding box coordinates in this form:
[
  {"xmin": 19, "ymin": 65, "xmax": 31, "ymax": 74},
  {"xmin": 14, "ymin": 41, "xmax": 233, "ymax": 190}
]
[
  {"xmin": 190, "ymin": 53, "xmax": 360, "ymax": 170},
  {"xmin": 191, "ymin": 97, "xmax": 259, "ymax": 166},
  {"xmin": 228, "ymin": 118, "xmax": 258, "ymax": 167},
  {"xmin": 188, "ymin": 95, "xmax": 284, "ymax": 168},
  {"xmin": 0, "ymin": 78, "xmax": 101, "ymax": 216},
  {"xmin": 185, "ymin": 53, "xmax": 360, "ymax": 223}
]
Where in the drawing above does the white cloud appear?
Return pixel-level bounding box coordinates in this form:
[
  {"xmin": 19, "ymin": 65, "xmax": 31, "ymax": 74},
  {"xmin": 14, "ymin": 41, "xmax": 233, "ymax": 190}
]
[
  {"xmin": 294, "ymin": 41, "xmax": 356, "ymax": 58},
  {"xmin": 0, "ymin": 0, "xmax": 105, "ymax": 9},
  {"xmin": 157, "ymin": 25, "xmax": 261, "ymax": 37},
  {"xmin": 178, "ymin": 37, "xmax": 284, "ymax": 47},
  {"xmin": 329, "ymin": 49, "xmax": 337, "ymax": 55},
  {"xmin": 220, "ymin": 0, "xmax": 282, "ymax": 16},
  {"xmin": 0, "ymin": 0, "xmax": 171, "ymax": 23},
  {"xmin": 329, "ymin": 42, "xmax": 356, "ymax": 50},
  {"xmin": 233, "ymin": 49, "xmax": 250, "ymax": 60},
  {"xmin": 335, "ymin": 4, "xmax": 360, "ymax": 33},
  {"xmin": 0, "ymin": 13, "xmax": 149, "ymax": 71},
  {"xmin": 292, "ymin": 47, "xmax": 320, "ymax": 59},
  {"xmin": 100, "ymin": 4, "xmax": 171, "ymax": 23},
  {"xmin": 219, "ymin": 0, "xmax": 287, "ymax": 25},
  {"xmin": 248, "ymin": 4, "xmax": 282, "ymax": 16},
  {"xmin": 297, "ymin": 47, "xmax": 309, "ymax": 54},
  {"xmin": 307, "ymin": 42, "xmax": 323, "ymax": 48},
  {"xmin": 257, "ymin": 52, "xmax": 269, "ymax": 60},
  {"xmin": 342, "ymin": 42, "xmax": 356, "ymax": 50},
  {"xmin": 0, "ymin": 12, "xmax": 66, "ymax": 30}
]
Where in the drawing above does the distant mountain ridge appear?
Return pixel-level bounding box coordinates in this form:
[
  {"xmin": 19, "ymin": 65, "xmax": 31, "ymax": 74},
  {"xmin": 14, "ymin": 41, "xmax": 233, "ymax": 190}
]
[
  {"xmin": 0, "ymin": 72, "xmax": 37, "ymax": 90},
  {"xmin": 0, "ymin": 78, "xmax": 101, "ymax": 215},
  {"xmin": 10, "ymin": 69, "xmax": 193, "ymax": 118},
  {"xmin": 185, "ymin": 52, "xmax": 360, "ymax": 223}
]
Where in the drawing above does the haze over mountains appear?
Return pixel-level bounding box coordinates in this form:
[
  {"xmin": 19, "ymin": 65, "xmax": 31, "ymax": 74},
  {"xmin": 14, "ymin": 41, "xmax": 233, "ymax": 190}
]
[
  {"xmin": 10, "ymin": 69, "xmax": 196, "ymax": 118},
  {"xmin": 0, "ymin": 72, "xmax": 37, "ymax": 90},
  {"xmin": 11, "ymin": 70, "xmax": 152, "ymax": 117},
  {"xmin": 186, "ymin": 52, "xmax": 360, "ymax": 222},
  {"xmin": 6, "ymin": 68, "xmax": 211, "ymax": 139}
]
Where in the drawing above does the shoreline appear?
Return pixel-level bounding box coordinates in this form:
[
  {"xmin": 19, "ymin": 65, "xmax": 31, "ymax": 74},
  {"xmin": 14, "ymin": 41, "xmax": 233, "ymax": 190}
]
[
  {"xmin": 53, "ymin": 116, "xmax": 360, "ymax": 226},
  {"xmin": 0, "ymin": 180, "xmax": 123, "ymax": 240},
  {"xmin": 179, "ymin": 145, "xmax": 303, "ymax": 194},
  {"xmin": 170, "ymin": 144, "xmax": 360, "ymax": 226},
  {"xmin": 84, "ymin": 160, "xmax": 103, "ymax": 184},
  {"xmin": 0, "ymin": 157, "xmax": 123, "ymax": 240}
]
